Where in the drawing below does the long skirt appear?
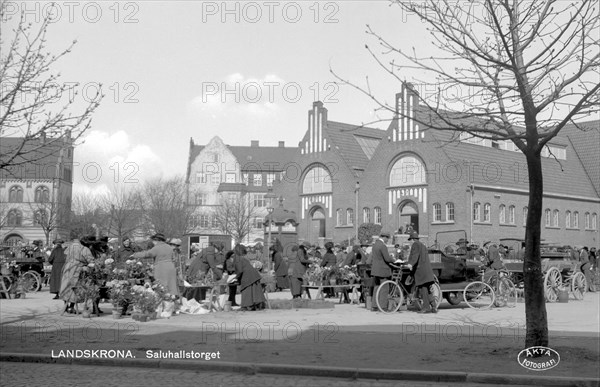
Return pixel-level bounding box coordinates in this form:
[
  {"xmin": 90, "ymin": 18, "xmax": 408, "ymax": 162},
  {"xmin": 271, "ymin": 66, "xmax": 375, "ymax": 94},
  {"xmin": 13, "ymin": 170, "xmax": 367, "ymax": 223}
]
[
  {"xmin": 153, "ymin": 261, "xmax": 180, "ymax": 297},
  {"xmin": 276, "ymin": 275, "xmax": 289, "ymax": 290},
  {"xmin": 49, "ymin": 262, "xmax": 65, "ymax": 294},
  {"xmin": 290, "ymin": 277, "xmax": 303, "ymax": 297},
  {"xmin": 240, "ymin": 281, "xmax": 266, "ymax": 308}
]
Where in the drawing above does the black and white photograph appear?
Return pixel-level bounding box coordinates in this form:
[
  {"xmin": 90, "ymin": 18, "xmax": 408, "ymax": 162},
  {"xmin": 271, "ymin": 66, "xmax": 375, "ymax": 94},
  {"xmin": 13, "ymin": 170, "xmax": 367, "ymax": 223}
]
[{"xmin": 0, "ymin": 1, "xmax": 599, "ymax": 386}]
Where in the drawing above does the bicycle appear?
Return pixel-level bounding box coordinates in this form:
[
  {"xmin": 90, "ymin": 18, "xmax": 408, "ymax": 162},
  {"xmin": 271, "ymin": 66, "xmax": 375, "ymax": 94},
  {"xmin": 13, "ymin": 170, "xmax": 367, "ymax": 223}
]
[
  {"xmin": 463, "ymin": 266, "xmax": 517, "ymax": 309},
  {"xmin": 1, "ymin": 261, "xmax": 42, "ymax": 296},
  {"xmin": 375, "ymin": 263, "xmax": 441, "ymax": 314}
]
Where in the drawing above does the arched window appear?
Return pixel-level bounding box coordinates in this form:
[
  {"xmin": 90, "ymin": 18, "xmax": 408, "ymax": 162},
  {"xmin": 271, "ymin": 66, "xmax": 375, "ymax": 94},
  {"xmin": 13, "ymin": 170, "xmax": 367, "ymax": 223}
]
[
  {"xmin": 374, "ymin": 207, "xmax": 382, "ymax": 225},
  {"xmin": 33, "ymin": 210, "xmax": 47, "ymax": 226},
  {"xmin": 336, "ymin": 209, "xmax": 343, "ymax": 226},
  {"xmin": 592, "ymin": 213, "xmax": 597, "ymax": 230},
  {"xmin": 445, "ymin": 202, "xmax": 455, "ymax": 221},
  {"xmin": 573, "ymin": 211, "xmax": 579, "ymax": 228},
  {"xmin": 499, "ymin": 205, "xmax": 506, "ymax": 224},
  {"xmin": 346, "ymin": 208, "xmax": 354, "ymax": 226},
  {"xmin": 389, "ymin": 155, "xmax": 426, "ymax": 187},
  {"xmin": 9, "ymin": 186, "xmax": 23, "ymax": 203},
  {"xmin": 363, "ymin": 207, "xmax": 371, "ymax": 223},
  {"xmin": 302, "ymin": 166, "xmax": 332, "ymax": 194},
  {"xmin": 35, "ymin": 186, "xmax": 50, "ymax": 203},
  {"xmin": 483, "ymin": 203, "xmax": 491, "ymax": 222},
  {"xmin": 553, "ymin": 210, "xmax": 559, "ymax": 227},
  {"xmin": 7, "ymin": 209, "xmax": 22, "ymax": 227},
  {"xmin": 473, "ymin": 202, "xmax": 481, "ymax": 222},
  {"xmin": 585, "ymin": 212, "xmax": 590, "ymax": 229},
  {"xmin": 523, "ymin": 207, "xmax": 528, "ymax": 226},
  {"xmin": 565, "ymin": 211, "xmax": 571, "ymax": 228},
  {"xmin": 544, "ymin": 209, "xmax": 551, "ymax": 227},
  {"xmin": 508, "ymin": 205, "xmax": 515, "ymax": 224},
  {"xmin": 433, "ymin": 203, "xmax": 442, "ymax": 222}
]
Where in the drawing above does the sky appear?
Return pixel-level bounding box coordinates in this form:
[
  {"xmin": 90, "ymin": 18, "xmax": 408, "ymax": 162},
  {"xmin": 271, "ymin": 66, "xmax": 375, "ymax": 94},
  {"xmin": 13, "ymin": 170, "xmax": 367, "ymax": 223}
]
[{"xmin": 2, "ymin": 1, "xmax": 436, "ymax": 194}]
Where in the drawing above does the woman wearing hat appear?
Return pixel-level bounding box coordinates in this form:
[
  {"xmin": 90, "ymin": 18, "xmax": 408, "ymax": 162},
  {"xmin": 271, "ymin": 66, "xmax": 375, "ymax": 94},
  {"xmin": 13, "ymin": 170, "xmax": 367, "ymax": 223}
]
[
  {"xmin": 226, "ymin": 244, "xmax": 266, "ymax": 311},
  {"xmin": 132, "ymin": 233, "xmax": 180, "ymax": 298},
  {"xmin": 48, "ymin": 240, "xmax": 66, "ymax": 299}
]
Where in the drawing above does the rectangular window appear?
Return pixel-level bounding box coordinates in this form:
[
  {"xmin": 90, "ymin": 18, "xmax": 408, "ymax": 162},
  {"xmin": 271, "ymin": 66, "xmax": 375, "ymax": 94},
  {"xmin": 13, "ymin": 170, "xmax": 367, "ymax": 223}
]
[
  {"xmin": 446, "ymin": 203, "xmax": 455, "ymax": 221},
  {"xmin": 433, "ymin": 204, "xmax": 442, "ymax": 222},
  {"xmin": 195, "ymin": 193, "xmax": 207, "ymax": 205},
  {"xmin": 374, "ymin": 207, "xmax": 382, "ymax": 225},
  {"xmin": 253, "ymin": 193, "xmax": 266, "ymax": 208},
  {"xmin": 199, "ymin": 215, "xmax": 209, "ymax": 228},
  {"xmin": 243, "ymin": 173, "xmax": 249, "ymax": 184},
  {"xmin": 347, "ymin": 209, "xmax": 354, "ymax": 226},
  {"xmin": 211, "ymin": 174, "xmax": 220, "ymax": 185},
  {"xmin": 266, "ymin": 173, "xmax": 275, "ymax": 187},
  {"xmin": 225, "ymin": 173, "xmax": 235, "ymax": 183},
  {"xmin": 473, "ymin": 203, "xmax": 481, "ymax": 222},
  {"xmin": 253, "ymin": 174, "xmax": 262, "ymax": 187},
  {"xmin": 483, "ymin": 204, "xmax": 490, "ymax": 222},
  {"xmin": 211, "ymin": 217, "xmax": 219, "ymax": 228},
  {"xmin": 253, "ymin": 217, "xmax": 264, "ymax": 229},
  {"xmin": 196, "ymin": 172, "xmax": 206, "ymax": 184}
]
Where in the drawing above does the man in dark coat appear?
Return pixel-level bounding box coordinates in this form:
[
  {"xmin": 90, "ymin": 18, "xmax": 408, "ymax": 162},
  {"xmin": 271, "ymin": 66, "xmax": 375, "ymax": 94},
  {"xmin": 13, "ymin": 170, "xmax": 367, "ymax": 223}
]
[
  {"xmin": 48, "ymin": 239, "xmax": 66, "ymax": 299},
  {"xmin": 406, "ymin": 231, "xmax": 437, "ymax": 313},
  {"xmin": 272, "ymin": 246, "xmax": 289, "ymax": 291},
  {"xmin": 230, "ymin": 244, "xmax": 266, "ymax": 311},
  {"xmin": 370, "ymin": 232, "xmax": 396, "ymax": 311}
]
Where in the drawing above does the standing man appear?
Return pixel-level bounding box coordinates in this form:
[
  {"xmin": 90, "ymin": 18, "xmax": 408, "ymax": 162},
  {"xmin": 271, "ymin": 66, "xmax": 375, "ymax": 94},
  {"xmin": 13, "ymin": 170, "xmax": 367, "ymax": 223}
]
[
  {"xmin": 406, "ymin": 231, "xmax": 438, "ymax": 314},
  {"xmin": 370, "ymin": 232, "xmax": 396, "ymax": 311},
  {"xmin": 579, "ymin": 247, "xmax": 595, "ymax": 292}
]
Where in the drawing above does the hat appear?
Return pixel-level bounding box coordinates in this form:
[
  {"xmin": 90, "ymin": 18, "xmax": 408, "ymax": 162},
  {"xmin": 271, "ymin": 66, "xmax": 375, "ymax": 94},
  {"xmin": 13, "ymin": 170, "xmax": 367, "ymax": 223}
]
[
  {"xmin": 407, "ymin": 231, "xmax": 420, "ymax": 240},
  {"xmin": 52, "ymin": 239, "xmax": 64, "ymax": 244},
  {"xmin": 33, "ymin": 240, "xmax": 43, "ymax": 246},
  {"xmin": 150, "ymin": 233, "xmax": 166, "ymax": 242},
  {"xmin": 168, "ymin": 238, "xmax": 182, "ymax": 246},
  {"xmin": 324, "ymin": 241, "xmax": 334, "ymax": 249},
  {"xmin": 122, "ymin": 237, "xmax": 131, "ymax": 243},
  {"xmin": 483, "ymin": 241, "xmax": 491, "ymax": 247},
  {"xmin": 456, "ymin": 238, "xmax": 469, "ymax": 245},
  {"xmin": 380, "ymin": 231, "xmax": 391, "ymax": 238}
]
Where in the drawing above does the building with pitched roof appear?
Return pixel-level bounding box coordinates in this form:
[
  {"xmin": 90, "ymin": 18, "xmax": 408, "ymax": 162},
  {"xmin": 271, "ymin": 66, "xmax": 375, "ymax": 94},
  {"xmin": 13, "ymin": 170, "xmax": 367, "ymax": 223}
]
[
  {"xmin": 187, "ymin": 95, "xmax": 599, "ymax": 249},
  {"xmin": 0, "ymin": 134, "xmax": 74, "ymax": 246}
]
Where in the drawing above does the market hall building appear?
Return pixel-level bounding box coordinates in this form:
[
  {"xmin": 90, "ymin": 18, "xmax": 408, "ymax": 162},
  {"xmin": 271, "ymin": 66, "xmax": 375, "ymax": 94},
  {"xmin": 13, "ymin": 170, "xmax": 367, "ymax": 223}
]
[{"xmin": 187, "ymin": 87, "xmax": 599, "ymax": 249}]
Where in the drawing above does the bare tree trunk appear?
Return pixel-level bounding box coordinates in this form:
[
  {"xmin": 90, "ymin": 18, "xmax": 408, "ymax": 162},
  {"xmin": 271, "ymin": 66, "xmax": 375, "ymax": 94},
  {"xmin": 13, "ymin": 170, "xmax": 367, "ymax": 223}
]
[{"xmin": 524, "ymin": 151, "xmax": 548, "ymax": 347}]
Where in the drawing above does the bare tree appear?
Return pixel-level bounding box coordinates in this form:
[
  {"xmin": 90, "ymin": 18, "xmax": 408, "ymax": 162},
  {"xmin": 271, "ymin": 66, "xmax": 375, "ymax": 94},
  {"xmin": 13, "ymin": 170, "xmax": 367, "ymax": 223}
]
[
  {"xmin": 0, "ymin": 9, "xmax": 102, "ymax": 174},
  {"xmin": 29, "ymin": 199, "xmax": 67, "ymax": 245},
  {"xmin": 212, "ymin": 194, "xmax": 259, "ymax": 244},
  {"xmin": 69, "ymin": 192, "xmax": 105, "ymax": 239},
  {"xmin": 139, "ymin": 176, "xmax": 197, "ymax": 237},
  {"xmin": 99, "ymin": 184, "xmax": 142, "ymax": 244},
  {"xmin": 333, "ymin": 0, "xmax": 599, "ymax": 347}
]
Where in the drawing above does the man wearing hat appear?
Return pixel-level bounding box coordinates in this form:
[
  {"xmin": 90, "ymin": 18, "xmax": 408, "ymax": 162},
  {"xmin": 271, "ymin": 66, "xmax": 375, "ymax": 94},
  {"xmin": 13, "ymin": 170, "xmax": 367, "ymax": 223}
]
[
  {"xmin": 371, "ymin": 232, "xmax": 396, "ymax": 311},
  {"xmin": 48, "ymin": 239, "xmax": 66, "ymax": 299},
  {"xmin": 406, "ymin": 231, "xmax": 438, "ymax": 313},
  {"xmin": 456, "ymin": 238, "xmax": 469, "ymax": 255}
]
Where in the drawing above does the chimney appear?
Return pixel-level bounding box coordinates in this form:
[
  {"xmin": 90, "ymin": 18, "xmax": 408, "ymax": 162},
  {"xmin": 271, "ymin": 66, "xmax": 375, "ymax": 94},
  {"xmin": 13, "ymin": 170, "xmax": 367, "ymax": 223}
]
[
  {"xmin": 251, "ymin": 140, "xmax": 259, "ymax": 147},
  {"xmin": 278, "ymin": 141, "xmax": 285, "ymax": 148}
]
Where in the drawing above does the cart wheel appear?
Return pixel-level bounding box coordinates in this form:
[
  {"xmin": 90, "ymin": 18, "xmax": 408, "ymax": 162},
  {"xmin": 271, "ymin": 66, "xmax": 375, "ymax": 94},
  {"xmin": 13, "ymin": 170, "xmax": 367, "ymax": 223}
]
[
  {"xmin": 22, "ymin": 271, "xmax": 41, "ymax": 293},
  {"xmin": 444, "ymin": 292, "xmax": 462, "ymax": 305},
  {"xmin": 430, "ymin": 282, "xmax": 442, "ymax": 310},
  {"xmin": 544, "ymin": 267, "xmax": 562, "ymax": 302},
  {"xmin": 375, "ymin": 280, "xmax": 403, "ymax": 314},
  {"xmin": 463, "ymin": 281, "xmax": 495, "ymax": 309},
  {"xmin": 571, "ymin": 272, "xmax": 586, "ymax": 300},
  {"xmin": 496, "ymin": 277, "xmax": 517, "ymax": 308}
]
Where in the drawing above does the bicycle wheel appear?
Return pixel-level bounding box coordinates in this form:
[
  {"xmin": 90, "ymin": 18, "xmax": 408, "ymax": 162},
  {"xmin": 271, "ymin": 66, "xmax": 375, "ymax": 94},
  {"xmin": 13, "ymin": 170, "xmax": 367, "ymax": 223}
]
[
  {"xmin": 496, "ymin": 277, "xmax": 517, "ymax": 308},
  {"xmin": 463, "ymin": 281, "xmax": 495, "ymax": 309},
  {"xmin": 570, "ymin": 272, "xmax": 586, "ymax": 300},
  {"xmin": 375, "ymin": 280, "xmax": 403, "ymax": 313},
  {"xmin": 22, "ymin": 271, "xmax": 41, "ymax": 293}
]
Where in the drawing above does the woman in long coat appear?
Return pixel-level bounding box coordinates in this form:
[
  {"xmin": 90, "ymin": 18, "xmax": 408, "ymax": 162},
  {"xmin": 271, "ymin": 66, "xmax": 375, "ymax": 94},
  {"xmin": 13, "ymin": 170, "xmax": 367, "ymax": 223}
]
[
  {"xmin": 229, "ymin": 244, "xmax": 266, "ymax": 311},
  {"xmin": 132, "ymin": 233, "xmax": 180, "ymax": 297},
  {"xmin": 49, "ymin": 240, "xmax": 66, "ymax": 299},
  {"xmin": 59, "ymin": 237, "xmax": 95, "ymax": 313},
  {"xmin": 272, "ymin": 246, "xmax": 289, "ymax": 291},
  {"xmin": 288, "ymin": 245, "xmax": 311, "ymax": 299}
]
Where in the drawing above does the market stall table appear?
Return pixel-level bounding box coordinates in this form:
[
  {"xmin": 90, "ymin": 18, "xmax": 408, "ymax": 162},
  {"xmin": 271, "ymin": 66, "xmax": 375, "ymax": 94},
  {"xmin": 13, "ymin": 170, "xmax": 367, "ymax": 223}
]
[{"xmin": 302, "ymin": 283, "xmax": 361, "ymax": 304}]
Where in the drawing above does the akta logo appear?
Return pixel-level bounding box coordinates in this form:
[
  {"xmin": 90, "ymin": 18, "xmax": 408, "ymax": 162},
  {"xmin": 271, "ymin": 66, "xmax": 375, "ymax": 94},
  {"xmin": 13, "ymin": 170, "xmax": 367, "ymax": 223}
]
[{"xmin": 517, "ymin": 346, "xmax": 560, "ymax": 371}]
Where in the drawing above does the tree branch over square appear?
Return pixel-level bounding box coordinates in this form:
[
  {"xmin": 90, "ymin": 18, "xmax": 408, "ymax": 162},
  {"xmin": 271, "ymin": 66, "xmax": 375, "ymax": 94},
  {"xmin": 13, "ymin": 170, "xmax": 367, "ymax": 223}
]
[
  {"xmin": 0, "ymin": 9, "xmax": 102, "ymax": 172},
  {"xmin": 333, "ymin": 0, "xmax": 599, "ymax": 347}
]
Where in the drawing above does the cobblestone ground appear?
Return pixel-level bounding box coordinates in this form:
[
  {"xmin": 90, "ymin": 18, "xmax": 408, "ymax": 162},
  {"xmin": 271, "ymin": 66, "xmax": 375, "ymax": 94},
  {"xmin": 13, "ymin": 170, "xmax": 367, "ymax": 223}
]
[{"xmin": 0, "ymin": 362, "xmax": 531, "ymax": 387}]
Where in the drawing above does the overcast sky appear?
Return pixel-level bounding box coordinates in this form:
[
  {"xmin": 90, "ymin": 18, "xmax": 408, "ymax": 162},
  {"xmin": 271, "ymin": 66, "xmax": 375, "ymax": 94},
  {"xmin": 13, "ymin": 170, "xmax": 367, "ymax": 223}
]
[{"xmin": 2, "ymin": 1, "xmax": 439, "ymax": 193}]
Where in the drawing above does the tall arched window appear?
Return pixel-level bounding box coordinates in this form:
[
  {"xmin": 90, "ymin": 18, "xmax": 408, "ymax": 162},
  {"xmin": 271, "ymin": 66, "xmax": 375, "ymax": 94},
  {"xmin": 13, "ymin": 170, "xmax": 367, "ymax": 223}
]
[
  {"xmin": 483, "ymin": 203, "xmax": 491, "ymax": 222},
  {"xmin": 545, "ymin": 209, "xmax": 551, "ymax": 227},
  {"xmin": 499, "ymin": 205, "xmax": 506, "ymax": 224},
  {"xmin": 553, "ymin": 210, "xmax": 559, "ymax": 227},
  {"xmin": 35, "ymin": 186, "xmax": 50, "ymax": 203},
  {"xmin": 389, "ymin": 155, "xmax": 426, "ymax": 186},
  {"xmin": 585, "ymin": 212, "xmax": 590, "ymax": 229},
  {"xmin": 7, "ymin": 209, "xmax": 22, "ymax": 227},
  {"xmin": 433, "ymin": 203, "xmax": 442, "ymax": 222},
  {"xmin": 302, "ymin": 166, "xmax": 332, "ymax": 194},
  {"xmin": 592, "ymin": 213, "xmax": 597, "ymax": 230},
  {"xmin": 346, "ymin": 208, "xmax": 354, "ymax": 226},
  {"xmin": 473, "ymin": 202, "xmax": 481, "ymax": 222},
  {"xmin": 573, "ymin": 211, "xmax": 579, "ymax": 228},
  {"xmin": 363, "ymin": 207, "xmax": 371, "ymax": 223},
  {"xmin": 9, "ymin": 186, "xmax": 23, "ymax": 203},
  {"xmin": 445, "ymin": 202, "xmax": 455, "ymax": 221},
  {"xmin": 565, "ymin": 211, "xmax": 572, "ymax": 228},
  {"xmin": 508, "ymin": 205, "xmax": 515, "ymax": 224},
  {"xmin": 336, "ymin": 209, "xmax": 343, "ymax": 226},
  {"xmin": 374, "ymin": 207, "xmax": 382, "ymax": 225}
]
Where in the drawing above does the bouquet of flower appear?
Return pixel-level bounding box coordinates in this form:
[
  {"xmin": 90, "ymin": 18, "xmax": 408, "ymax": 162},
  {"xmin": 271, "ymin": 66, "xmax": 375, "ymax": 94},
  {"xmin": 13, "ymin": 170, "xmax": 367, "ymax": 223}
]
[
  {"xmin": 106, "ymin": 279, "xmax": 132, "ymax": 307},
  {"xmin": 337, "ymin": 265, "xmax": 359, "ymax": 283},
  {"xmin": 131, "ymin": 283, "xmax": 160, "ymax": 314},
  {"xmin": 304, "ymin": 258, "xmax": 333, "ymax": 285}
]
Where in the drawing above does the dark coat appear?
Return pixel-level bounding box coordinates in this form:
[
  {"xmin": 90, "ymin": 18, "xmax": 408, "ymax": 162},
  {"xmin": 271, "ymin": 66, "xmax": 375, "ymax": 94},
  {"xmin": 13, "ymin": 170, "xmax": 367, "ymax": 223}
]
[
  {"xmin": 234, "ymin": 255, "xmax": 262, "ymax": 291},
  {"xmin": 408, "ymin": 240, "xmax": 435, "ymax": 286},
  {"xmin": 485, "ymin": 245, "xmax": 504, "ymax": 270},
  {"xmin": 273, "ymin": 251, "xmax": 288, "ymax": 277},
  {"xmin": 320, "ymin": 252, "xmax": 337, "ymax": 268},
  {"xmin": 370, "ymin": 239, "xmax": 395, "ymax": 277},
  {"xmin": 48, "ymin": 246, "xmax": 66, "ymax": 293},
  {"xmin": 113, "ymin": 246, "xmax": 136, "ymax": 269},
  {"xmin": 288, "ymin": 249, "xmax": 310, "ymax": 278}
]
